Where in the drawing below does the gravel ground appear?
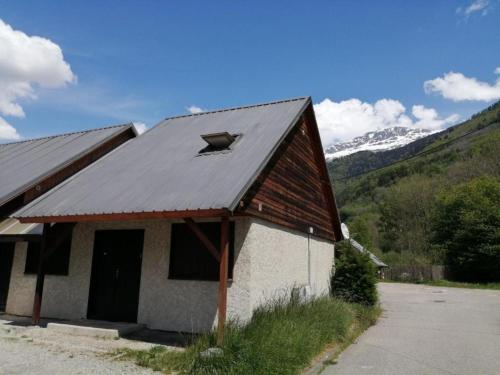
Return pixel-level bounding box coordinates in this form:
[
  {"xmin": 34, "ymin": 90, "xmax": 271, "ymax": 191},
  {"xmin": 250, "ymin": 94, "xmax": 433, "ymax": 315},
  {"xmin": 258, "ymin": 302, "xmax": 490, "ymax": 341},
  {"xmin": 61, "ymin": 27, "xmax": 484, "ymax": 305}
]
[
  {"xmin": 0, "ymin": 338, "xmax": 156, "ymax": 375},
  {"xmin": 0, "ymin": 318, "xmax": 168, "ymax": 375}
]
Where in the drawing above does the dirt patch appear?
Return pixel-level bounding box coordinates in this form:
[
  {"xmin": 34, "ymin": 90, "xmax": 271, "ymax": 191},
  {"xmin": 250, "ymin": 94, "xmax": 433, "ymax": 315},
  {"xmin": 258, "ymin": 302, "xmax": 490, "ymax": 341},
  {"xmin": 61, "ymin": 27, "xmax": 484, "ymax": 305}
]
[{"xmin": 0, "ymin": 317, "xmax": 181, "ymax": 374}]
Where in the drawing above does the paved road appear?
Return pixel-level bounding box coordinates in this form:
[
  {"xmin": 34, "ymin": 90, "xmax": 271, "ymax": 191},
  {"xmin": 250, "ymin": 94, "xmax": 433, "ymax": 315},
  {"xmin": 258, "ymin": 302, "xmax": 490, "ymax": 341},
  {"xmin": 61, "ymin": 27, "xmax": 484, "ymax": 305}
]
[{"xmin": 323, "ymin": 282, "xmax": 500, "ymax": 375}]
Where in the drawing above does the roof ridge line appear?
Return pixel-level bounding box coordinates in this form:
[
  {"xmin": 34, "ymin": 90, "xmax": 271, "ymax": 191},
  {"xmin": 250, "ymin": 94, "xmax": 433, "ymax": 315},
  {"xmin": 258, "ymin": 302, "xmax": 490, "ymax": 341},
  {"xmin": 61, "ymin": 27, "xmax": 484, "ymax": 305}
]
[
  {"xmin": 0, "ymin": 123, "xmax": 133, "ymax": 146},
  {"xmin": 163, "ymin": 96, "xmax": 311, "ymax": 121}
]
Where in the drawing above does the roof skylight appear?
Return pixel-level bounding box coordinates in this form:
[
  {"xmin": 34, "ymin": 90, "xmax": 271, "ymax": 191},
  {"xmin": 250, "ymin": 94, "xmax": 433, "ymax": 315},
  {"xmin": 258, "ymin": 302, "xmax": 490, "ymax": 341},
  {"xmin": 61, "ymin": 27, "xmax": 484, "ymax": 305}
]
[{"xmin": 201, "ymin": 132, "xmax": 235, "ymax": 149}]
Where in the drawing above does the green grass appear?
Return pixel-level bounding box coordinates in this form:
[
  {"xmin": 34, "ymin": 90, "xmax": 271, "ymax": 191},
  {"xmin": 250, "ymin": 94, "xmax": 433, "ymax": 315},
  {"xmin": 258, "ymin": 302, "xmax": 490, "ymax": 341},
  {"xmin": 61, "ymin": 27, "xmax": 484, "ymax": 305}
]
[
  {"xmin": 116, "ymin": 296, "xmax": 380, "ymax": 375},
  {"xmin": 422, "ymin": 280, "xmax": 500, "ymax": 290}
]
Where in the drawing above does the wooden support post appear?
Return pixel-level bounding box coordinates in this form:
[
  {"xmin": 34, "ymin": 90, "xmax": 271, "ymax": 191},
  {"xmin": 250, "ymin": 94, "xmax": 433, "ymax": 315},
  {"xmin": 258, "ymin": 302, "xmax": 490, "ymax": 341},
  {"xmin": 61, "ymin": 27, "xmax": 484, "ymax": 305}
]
[
  {"xmin": 32, "ymin": 223, "xmax": 50, "ymax": 325},
  {"xmin": 217, "ymin": 216, "xmax": 229, "ymax": 345},
  {"xmin": 183, "ymin": 218, "xmax": 221, "ymax": 262}
]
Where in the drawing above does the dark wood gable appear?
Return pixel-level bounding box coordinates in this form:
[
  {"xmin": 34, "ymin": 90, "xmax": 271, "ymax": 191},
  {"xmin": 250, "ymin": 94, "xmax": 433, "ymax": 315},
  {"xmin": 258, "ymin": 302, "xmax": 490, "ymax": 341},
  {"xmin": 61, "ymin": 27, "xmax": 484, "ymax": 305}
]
[{"xmin": 239, "ymin": 104, "xmax": 341, "ymax": 242}]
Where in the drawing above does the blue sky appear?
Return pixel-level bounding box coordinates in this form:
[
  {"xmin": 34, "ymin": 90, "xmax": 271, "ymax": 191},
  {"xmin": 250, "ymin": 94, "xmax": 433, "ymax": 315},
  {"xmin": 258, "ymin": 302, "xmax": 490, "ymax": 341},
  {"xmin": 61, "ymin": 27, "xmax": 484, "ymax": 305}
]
[{"xmin": 0, "ymin": 0, "xmax": 499, "ymax": 145}]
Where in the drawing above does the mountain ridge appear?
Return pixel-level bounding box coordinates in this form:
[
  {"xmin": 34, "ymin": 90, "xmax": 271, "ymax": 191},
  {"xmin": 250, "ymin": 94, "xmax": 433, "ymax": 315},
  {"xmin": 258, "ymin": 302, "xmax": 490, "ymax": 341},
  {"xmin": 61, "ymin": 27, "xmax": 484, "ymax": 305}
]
[
  {"xmin": 325, "ymin": 100, "xmax": 500, "ymax": 267},
  {"xmin": 327, "ymin": 101, "xmax": 500, "ymax": 181},
  {"xmin": 324, "ymin": 126, "xmax": 434, "ymax": 159}
]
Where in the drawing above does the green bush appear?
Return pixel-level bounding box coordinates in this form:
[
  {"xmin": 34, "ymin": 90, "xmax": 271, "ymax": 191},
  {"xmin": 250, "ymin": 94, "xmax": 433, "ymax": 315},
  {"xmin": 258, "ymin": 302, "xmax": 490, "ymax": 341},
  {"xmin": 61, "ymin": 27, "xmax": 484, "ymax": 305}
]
[
  {"xmin": 431, "ymin": 177, "xmax": 500, "ymax": 282},
  {"xmin": 331, "ymin": 242, "xmax": 378, "ymax": 305}
]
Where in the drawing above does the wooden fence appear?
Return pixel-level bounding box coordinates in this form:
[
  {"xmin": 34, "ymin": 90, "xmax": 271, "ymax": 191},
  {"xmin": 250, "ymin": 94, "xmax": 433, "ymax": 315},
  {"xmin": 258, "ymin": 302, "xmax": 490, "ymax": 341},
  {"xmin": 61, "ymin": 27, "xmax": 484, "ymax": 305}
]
[{"xmin": 384, "ymin": 265, "xmax": 453, "ymax": 282}]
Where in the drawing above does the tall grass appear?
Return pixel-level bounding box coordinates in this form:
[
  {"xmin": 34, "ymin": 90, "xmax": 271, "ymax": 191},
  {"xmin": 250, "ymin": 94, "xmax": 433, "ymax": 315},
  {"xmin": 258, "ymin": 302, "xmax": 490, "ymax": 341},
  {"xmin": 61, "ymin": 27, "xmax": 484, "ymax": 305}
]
[{"xmin": 118, "ymin": 295, "xmax": 380, "ymax": 375}]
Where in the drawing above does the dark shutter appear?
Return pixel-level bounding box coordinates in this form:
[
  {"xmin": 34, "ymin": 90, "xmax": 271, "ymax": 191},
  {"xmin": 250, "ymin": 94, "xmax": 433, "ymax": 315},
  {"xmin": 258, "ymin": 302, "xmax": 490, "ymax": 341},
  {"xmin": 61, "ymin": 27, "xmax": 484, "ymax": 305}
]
[
  {"xmin": 25, "ymin": 234, "xmax": 72, "ymax": 276},
  {"xmin": 169, "ymin": 222, "xmax": 234, "ymax": 281}
]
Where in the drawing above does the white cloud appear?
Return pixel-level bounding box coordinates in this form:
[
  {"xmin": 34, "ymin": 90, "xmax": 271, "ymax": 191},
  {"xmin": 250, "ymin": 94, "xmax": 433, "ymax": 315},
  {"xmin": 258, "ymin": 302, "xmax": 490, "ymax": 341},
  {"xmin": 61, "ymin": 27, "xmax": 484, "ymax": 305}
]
[
  {"xmin": 0, "ymin": 19, "xmax": 75, "ymax": 140},
  {"xmin": 133, "ymin": 122, "xmax": 147, "ymax": 134},
  {"xmin": 412, "ymin": 105, "xmax": 460, "ymax": 130},
  {"xmin": 458, "ymin": 0, "xmax": 491, "ymax": 16},
  {"xmin": 424, "ymin": 69, "xmax": 500, "ymax": 102},
  {"xmin": 314, "ymin": 98, "xmax": 458, "ymax": 145},
  {"xmin": 0, "ymin": 117, "xmax": 20, "ymax": 140},
  {"xmin": 187, "ymin": 105, "xmax": 204, "ymax": 114}
]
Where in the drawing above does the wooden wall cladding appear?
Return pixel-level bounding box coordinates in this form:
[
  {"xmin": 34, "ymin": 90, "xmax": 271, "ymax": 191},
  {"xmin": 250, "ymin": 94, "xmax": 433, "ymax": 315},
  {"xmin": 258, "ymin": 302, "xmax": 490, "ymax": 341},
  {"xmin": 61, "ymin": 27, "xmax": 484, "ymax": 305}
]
[{"xmin": 240, "ymin": 111, "xmax": 338, "ymax": 242}]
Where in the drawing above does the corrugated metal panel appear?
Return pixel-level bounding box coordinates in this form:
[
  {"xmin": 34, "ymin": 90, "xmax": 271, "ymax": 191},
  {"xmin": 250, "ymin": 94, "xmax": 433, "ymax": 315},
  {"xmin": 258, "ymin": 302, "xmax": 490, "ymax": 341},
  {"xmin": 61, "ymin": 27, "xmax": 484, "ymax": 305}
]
[
  {"xmin": 0, "ymin": 124, "xmax": 133, "ymax": 207},
  {"xmin": 0, "ymin": 218, "xmax": 42, "ymax": 235},
  {"xmin": 350, "ymin": 239, "xmax": 388, "ymax": 268},
  {"xmin": 15, "ymin": 97, "xmax": 310, "ymax": 218}
]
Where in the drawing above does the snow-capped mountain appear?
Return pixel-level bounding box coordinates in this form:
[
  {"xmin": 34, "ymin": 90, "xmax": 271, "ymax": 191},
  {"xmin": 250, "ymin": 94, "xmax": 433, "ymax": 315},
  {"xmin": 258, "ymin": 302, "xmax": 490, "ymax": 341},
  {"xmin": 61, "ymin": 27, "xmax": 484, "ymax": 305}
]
[{"xmin": 324, "ymin": 127, "xmax": 434, "ymax": 159}]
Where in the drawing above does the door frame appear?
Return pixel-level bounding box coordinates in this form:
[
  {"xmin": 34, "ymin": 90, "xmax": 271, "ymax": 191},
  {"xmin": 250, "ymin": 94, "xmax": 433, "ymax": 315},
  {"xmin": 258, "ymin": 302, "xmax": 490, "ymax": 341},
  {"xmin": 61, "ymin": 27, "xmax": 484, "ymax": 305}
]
[{"xmin": 86, "ymin": 229, "xmax": 145, "ymax": 322}]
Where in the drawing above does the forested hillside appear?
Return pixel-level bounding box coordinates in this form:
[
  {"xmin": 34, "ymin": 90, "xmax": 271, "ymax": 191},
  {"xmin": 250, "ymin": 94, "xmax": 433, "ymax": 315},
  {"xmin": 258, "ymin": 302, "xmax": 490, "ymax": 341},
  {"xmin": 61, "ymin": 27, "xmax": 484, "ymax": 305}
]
[{"xmin": 328, "ymin": 101, "xmax": 500, "ymax": 278}]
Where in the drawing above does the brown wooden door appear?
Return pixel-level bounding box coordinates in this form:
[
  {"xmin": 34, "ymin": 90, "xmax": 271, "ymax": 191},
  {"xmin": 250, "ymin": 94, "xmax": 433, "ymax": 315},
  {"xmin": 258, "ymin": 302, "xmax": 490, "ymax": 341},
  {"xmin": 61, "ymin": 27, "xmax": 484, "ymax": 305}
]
[
  {"xmin": 87, "ymin": 230, "xmax": 144, "ymax": 322},
  {"xmin": 0, "ymin": 242, "xmax": 15, "ymax": 312}
]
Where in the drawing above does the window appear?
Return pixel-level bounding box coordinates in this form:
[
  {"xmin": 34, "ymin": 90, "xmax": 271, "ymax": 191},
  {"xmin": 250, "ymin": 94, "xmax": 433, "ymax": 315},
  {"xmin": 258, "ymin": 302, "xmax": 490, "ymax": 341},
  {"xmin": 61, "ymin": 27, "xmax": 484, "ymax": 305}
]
[
  {"xmin": 169, "ymin": 222, "xmax": 235, "ymax": 281},
  {"xmin": 25, "ymin": 234, "xmax": 72, "ymax": 276},
  {"xmin": 198, "ymin": 133, "xmax": 241, "ymax": 154}
]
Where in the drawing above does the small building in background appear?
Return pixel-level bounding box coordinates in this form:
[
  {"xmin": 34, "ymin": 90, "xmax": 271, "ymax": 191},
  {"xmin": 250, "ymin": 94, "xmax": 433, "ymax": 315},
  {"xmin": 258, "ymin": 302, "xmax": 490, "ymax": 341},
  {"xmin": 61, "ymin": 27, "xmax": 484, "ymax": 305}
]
[
  {"xmin": 349, "ymin": 239, "xmax": 388, "ymax": 279},
  {"xmin": 337, "ymin": 223, "xmax": 387, "ymax": 278}
]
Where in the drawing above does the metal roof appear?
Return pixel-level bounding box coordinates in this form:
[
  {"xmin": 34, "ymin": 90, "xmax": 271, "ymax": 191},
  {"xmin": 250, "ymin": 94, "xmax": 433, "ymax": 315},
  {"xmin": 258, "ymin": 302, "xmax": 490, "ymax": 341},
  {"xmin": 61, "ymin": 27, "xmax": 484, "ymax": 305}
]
[
  {"xmin": 0, "ymin": 124, "xmax": 134, "ymax": 208},
  {"xmin": 15, "ymin": 97, "xmax": 311, "ymax": 219},
  {"xmin": 350, "ymin": 239, "xmax": 388, "ymax": 268},
  {"xmin": 0, "ymin": 218, "xmax": 42, "ymax": 236}
]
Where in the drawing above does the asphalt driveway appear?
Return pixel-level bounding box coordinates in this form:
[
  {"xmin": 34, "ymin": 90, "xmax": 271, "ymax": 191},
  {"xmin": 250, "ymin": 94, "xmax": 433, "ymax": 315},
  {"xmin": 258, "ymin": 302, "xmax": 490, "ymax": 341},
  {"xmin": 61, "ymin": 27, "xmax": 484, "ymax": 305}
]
[{"xmin": 323, "ymin": 282, "xmax": 500, "ymax": 375}]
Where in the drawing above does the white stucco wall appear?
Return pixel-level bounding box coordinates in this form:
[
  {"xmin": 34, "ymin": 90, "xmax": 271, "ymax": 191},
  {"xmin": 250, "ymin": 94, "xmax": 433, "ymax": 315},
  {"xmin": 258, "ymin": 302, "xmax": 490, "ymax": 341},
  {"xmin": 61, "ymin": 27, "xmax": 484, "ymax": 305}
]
[
  {"xmin": 309, "ymin": 233, "xmax": 335, "ymax": 296},
  {"xmin": 246, "ymin": 219, "xmax": 334, "ymax": 311},
  {"xmin": 135, "ymin": 218, "xmax": 253, "ymax": 332},
  {"xmin": 6, "ymin": 218, "xmax": 253, "ymax": 332},
  {"xmin": 5, "ymin": 217, "xmax": 334, "ymax": 333},
  {"xmin": 5, "ymin": 242, "xmax": 34, "ymax": 316},
  {"xmin": 6, "ymin": 230, "xmax": 92, "ymax": 320}
]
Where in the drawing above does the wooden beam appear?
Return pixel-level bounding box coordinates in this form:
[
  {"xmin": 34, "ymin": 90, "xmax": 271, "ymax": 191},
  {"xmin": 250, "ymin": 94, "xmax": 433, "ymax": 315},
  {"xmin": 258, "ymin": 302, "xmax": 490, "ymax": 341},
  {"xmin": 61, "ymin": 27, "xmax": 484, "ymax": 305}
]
[
  {"xmin": 217, "ymin": 216, "xmax": 229, "ymax": 345},
  {"xmin": 183, "ymin": 218, "xmax": 220, "ymax": 262},
  {"xmin": 17, "ymin": 208, "xmax": 229, "ymax": 224},
  {"xmin": 32, "ymin": 223, "xmax": 50, "ymax": 325}
]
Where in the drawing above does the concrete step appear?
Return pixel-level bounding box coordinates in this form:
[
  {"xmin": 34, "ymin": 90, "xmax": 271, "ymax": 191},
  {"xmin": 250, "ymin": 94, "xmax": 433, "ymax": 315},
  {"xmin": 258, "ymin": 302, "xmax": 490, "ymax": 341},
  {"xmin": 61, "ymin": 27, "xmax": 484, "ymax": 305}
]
[{"xmin": 46, "ymin": 320, "xmax": 144, "ymax": 339}]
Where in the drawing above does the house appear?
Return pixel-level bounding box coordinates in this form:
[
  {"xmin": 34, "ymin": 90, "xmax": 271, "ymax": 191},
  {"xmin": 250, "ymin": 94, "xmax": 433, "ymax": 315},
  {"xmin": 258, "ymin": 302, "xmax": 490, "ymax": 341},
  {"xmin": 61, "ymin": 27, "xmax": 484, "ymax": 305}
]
[
  {"xmin": 349, "ymin": 239, "xmax": 388, "ymax": 278},
  {"xmin": 8, "ymin": 97, "xmax": 343, "ymax": 337},
  {"xmin": 0, "ymin": 124, "xmax": 137, "ymax": 312},
  {"xmin": 338, "ymin": 223, "xmax": 387, "ymax": 278}
]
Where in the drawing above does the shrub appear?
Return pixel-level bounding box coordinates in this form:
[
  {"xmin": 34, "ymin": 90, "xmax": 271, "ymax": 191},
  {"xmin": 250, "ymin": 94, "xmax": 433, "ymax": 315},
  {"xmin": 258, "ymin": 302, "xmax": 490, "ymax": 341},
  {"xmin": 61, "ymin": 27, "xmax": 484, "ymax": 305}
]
[
  {"xmin": 118, "ymin": 295, "xmax": 380, "ymax": 375},
  {"xmin": 331, "ymin": 242, "xmax": 378, "ymax": 305},
  {"xmin": 431, "ymin": 177, "xmax": 500, "ymax": 282}
]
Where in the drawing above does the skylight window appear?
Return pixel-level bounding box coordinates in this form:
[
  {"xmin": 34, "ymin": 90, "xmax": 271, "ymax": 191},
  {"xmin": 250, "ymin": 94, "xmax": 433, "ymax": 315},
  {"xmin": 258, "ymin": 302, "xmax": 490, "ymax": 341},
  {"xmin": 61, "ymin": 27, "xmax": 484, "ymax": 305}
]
[
  {"xmin": 199, "ymin": 132, "xmax": 240, "ymax": 154},
  {"xmin": 201, "ymin": 132, "xmax": 235, "ymax": 149}
]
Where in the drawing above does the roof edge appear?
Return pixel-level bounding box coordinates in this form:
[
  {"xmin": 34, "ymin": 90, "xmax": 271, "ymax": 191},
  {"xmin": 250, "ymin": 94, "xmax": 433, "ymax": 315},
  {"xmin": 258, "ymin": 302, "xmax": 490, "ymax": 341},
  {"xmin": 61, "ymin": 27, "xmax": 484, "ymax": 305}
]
[
  {"xmin": 16, "ymin": 208, "xmax": 230, "ymax": 223},
  {"xmin": 227, "ymin": 97, "xmax": 312, "ymax": 211},
  {"xmin": 0, "ymin": 123, "xmax": 133, "ymax": 147},
  {"xmin": 162, "ymin": 96, "xmax": 310, "ymax": 122},
  {"xmin": 302, "ymin": 103, "xmax": 344, "ymax": 241},
  {"xmin": 0, "ymin": 124, "xmax": 136, "ymax": 209}
]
